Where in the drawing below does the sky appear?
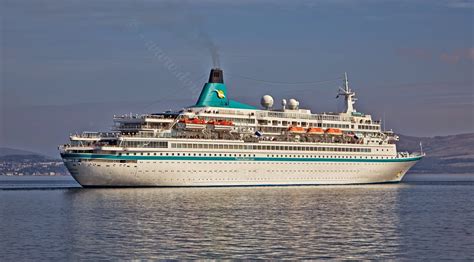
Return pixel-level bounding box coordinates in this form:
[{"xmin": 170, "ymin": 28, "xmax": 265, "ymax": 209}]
[{"xmin": 1, "ymin": 0, "xmax": 473, "ymax": 156}]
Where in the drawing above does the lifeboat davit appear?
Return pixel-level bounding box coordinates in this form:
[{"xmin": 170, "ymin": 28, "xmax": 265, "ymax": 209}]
[
  {"xmin": 178, "ymin": 118, "xmax": 206, "ymax": 130},
  {"xmin": 207, "ymin": 120, "xmax": 234, "ymax": 131},
  {"xmin": 306, "ymin": 127, "xmax": 324, "ymax": 135},
  {"xmin": 325, "ymin": 128, "xmax": 343, "ymax": 136},
  {"xmin": 288, "ymin": 126, "xmax": 306, "ymax": 134}
]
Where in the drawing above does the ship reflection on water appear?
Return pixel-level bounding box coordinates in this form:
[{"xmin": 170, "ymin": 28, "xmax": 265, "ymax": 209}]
[
  {"xmin": 64, "ymin": 186, "xmax": 407, "ymax": 259},
  {"xmin": 1, "ymin": 182, "xmax": 473, "ymax": 260}
]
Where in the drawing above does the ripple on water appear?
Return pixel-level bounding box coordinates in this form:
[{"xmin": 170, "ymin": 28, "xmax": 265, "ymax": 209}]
[{"xmin": 0, "ymin": 180, "xmax": 473, "ymax": 260}]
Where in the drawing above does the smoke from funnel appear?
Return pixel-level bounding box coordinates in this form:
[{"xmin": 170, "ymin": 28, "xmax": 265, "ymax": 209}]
[
  {"xmin": 129, "ymin": 1, "xmax": 221, "ymax": 68},
  {"xmin": 198, "ymin": 29, "xmax": 220, "ymax": 68},
  {"xmin": 211, "ymin": 46, "xmax": 220, "ymax": 68}
]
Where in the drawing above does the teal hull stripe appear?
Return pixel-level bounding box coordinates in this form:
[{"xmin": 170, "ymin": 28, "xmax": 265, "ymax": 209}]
[{"xmin": 62, "ymin": 153, "xmax": 422, "ymax": 163}]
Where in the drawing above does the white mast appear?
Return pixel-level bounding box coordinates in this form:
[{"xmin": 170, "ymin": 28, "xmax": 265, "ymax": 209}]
[{"xmin": 337, "ymin": 72, "xmax": 357, "ymax": 114}]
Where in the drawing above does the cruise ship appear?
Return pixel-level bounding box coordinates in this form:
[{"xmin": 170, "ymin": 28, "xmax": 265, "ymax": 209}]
[{"xmin": 59, "ymin": 68, "xmax": 423, "ymax": 187}]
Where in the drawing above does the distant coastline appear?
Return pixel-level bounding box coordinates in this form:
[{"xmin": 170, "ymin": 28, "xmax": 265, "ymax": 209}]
[
  {"xmin": 1, "ymin": 132, "xmax": 473, "ymax": 176},
  {"xmin": 0, "ymin": 148, "xmax": 68, "ymax": 176},
  {"xmin": 397, "ymin": 133, "xmax": 474, "ymax": 174}
]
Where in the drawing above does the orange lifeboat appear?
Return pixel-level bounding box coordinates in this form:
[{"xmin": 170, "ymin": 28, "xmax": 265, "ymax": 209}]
[
  {"xmin": 288, "ymin": 126, "xmax": 306, "ymax": 134},
  {"xmin": 306, "ymin": 127, "xmax": 324, "ymax": 135},
  {"xmin": 178, "ymin": 118, "xmax": 191, "ymax": 124},
  {"xmin": 207, "ymin": 120, "xmax": 234, "ymax": 130},
  {"xmin": 325, "ymin": 128, "xmax": 343, "ymax": 136},
  {"xmin": 213, "ymin": 120, "xmax": 234, "ymax": 126},
  {"xmin": 191, "ymin": 118, "xmax": 206, "ymax": 125},
  {"xmin": 178, "ymin": 118, "xmax": 206, "ymax": 129},
  {"xmin": 221, "ymin": 120, "xmax": 234, "ymax": 126}
]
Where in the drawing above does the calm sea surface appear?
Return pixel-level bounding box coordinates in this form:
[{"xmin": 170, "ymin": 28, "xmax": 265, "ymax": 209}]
[{"xmin": 1, "ymin": 174, "xmax": 473, "ymax": 260}]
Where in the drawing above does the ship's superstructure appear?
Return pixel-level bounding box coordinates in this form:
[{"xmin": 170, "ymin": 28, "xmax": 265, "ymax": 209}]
[{"xmin": 60, "ymin": 68, "xmax": 423, "ymax": 187}]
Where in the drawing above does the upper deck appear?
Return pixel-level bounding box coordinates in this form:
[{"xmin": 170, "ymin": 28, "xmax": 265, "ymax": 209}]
[{"xmin": 64, "ymin": 68, "xmax": 400, "ymax": 152}]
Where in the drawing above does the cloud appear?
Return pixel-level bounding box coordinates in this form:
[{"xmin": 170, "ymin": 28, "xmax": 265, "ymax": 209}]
[
  {"xmin": 440, "ymin": 48, "xmax": 474, "ymax": 64},
  {"xmin": 396, "ymin": 47, "xmax": 474, "ymax": 65},
  {"xmin": 468, "ymin": 48, "xmax": 474, "ymax": 60},
  {"xmin": 440, "ymin": 52, "xmax": 462, "ymax": 64},
  {"xmin": 396, "ymin": 48, "xmax": 433, "ymax": 61},
  {"xmin": 444, "ymin": 0, "xmax": 474, "ymax": 9}
]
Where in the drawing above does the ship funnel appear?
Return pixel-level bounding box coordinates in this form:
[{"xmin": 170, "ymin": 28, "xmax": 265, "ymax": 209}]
[
  {"xmin": 208, "ymin": 68, "xmax": 224, "ymax": 83},
  {"xmin": 194, "ymin": 68, "xmax": 256, "ymax": 109}
]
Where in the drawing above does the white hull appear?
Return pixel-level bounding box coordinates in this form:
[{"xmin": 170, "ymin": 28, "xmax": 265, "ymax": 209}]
[{"xmin": 64, "ymin": 158, "xmax": 419, "ymax": 187}]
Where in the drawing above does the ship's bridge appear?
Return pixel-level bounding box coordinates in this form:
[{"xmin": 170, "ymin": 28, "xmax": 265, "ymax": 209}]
[{"xmin": 113, "ymin": 111, "xmax": 179, "ymax": 132}]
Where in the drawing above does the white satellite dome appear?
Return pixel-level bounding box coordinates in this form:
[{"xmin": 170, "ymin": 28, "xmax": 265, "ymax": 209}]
[
  {"xmin": 288, "ymin": 98, "xmax": 299, "ymax": 110},
  {"xmin": 261, "ymin": 95, "xmax": 274, "ymax": 109}
]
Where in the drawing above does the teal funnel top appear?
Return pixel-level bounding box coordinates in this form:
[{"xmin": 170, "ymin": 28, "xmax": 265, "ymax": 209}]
[{"xmin": 194, "ymin": 68, "xmax": 256, "ymax": 110}]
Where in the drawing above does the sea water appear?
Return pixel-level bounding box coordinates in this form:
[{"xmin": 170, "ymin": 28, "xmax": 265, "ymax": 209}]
[{"xmin": 0, "ymin": 174, "xmax": 473, "ymax": 260}]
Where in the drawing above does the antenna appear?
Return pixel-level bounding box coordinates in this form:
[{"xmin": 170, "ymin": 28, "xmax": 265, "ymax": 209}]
[
  {"xmin": 344, "ymin": 72, "xmax": 349, "ymax": 92},
  {"xmin": 383, "ymin": 112, "xmax": 386, "ymax": 131},
  {"xmin": 337, "ymin": 72, "xmax": 357, "ymax": 114}
]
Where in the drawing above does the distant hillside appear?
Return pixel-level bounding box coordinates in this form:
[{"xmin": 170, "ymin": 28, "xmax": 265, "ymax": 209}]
[
  {"xmin": 0, "ymin": 147, "xmax": 59, "ymax": 162},
  {"xmin": 0, "ymin": 147, "xmax": 44, "ymax": 157},
  {"xmin": 0, "ymin": 154, "xmax": 50, "ymax": 162},
  {"xmin": 397, "ymin": 133, "xmax": 474, "ymax": 174},
  {"xmin": 0, "ymin": 147, "xmax": 67, "ymax": 176}
]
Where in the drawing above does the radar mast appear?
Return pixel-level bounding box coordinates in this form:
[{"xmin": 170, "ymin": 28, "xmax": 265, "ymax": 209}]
[{"xmin": 337, "ymin": 72, "xmax": 357, "ymax": 114}]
